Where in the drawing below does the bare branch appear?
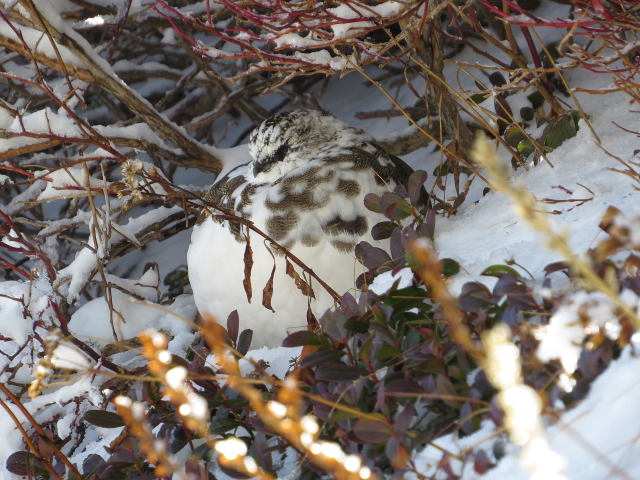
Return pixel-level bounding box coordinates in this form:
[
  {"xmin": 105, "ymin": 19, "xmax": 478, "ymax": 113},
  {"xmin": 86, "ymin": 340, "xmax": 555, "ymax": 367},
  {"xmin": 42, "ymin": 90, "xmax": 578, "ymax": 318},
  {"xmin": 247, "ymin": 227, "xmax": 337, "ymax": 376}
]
[{"xmin": 15, "ymin": 0, "xmax": 224, "ymax": 172}]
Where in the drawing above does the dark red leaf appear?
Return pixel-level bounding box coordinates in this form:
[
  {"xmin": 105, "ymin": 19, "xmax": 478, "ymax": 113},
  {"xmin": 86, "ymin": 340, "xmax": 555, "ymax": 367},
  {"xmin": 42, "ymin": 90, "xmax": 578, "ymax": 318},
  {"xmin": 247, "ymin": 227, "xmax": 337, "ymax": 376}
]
[
  {"xmin": 544, "ymin": 261, "xmax": 570, "ymax": 276},
  {"xmin": 82, "ymin": 454, "xmax": 105, "ymax": 475},
  {"xmin": 300, "ymin": 349, "xmax": 343, "ymax": 368},
  {"xmin": 459, "ymin": 402, "xmax": 473, "ymax": 434},
  {"xmin": 435, "ymin": 374, "xmax": 459, "ymax": 406},
  {"xmin": 474, "ymin": 449, "xmax": 494, "ymax": 474},
  {"xmin": 5, "ymin": 452, "xmax": 47, "ymax": 476},
  {"xmin": 488, "ymin": 71, "xmax": 507, "ymax": 87},
  {"xmin": 237, "ymin": 329, "xmax": 253, "ymax": 355},
  {"xmin": 282, "ymin": 330, "xmax": 320, "ymax": 347},
  {"xmin": 407, "ymin": 169, "xmax": 428, "ymax": 205},
  {"xmin": 417, "ymin": 209, "xmax": 436, "ymax": 240},
  {"xmin": 315, "ymin": 362, "xmax": 363, "ymax": 381},
  {"xmin": 226, "ymin": 310, "xmax": 239, "ymax": 343},
  {"xmin": 364, "ymin": 193, "xmax": 381, "ymax": 213},
  {"xmin": 390, "ymin": 228, "xmax": 405, "ymax": 260},
  {"xmin": 458, "ymin": 282, "xmax": 492, "ymax": 312},
  {"xmin": 355, "ymin": 241, "xmax": 391, "ymax": 270},
  {"xmin": 393, "ymin": 403, "xmax": 416, "ymax": 434},
  {"xmin": 371, "ymin": 221, "xmax": 396, "ymax": 240},
  {"xmin": 83, "ymin": 410, "xmax": 125, "ymax": 428},
  {"xmin": 385, "ymin": 379, "xmax": 422, "ymax": 394},
  {"xmin": 352, "ymin": 418, "xmax": 392, "ymax": 444}
]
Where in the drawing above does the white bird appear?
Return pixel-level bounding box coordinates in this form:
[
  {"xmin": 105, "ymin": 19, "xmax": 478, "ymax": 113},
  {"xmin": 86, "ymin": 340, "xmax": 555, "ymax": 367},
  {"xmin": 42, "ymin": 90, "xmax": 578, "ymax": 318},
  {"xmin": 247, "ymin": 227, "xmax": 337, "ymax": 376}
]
[{"xmin": 188, "ymin": 110, "xmax": 417, "ymax": 347}]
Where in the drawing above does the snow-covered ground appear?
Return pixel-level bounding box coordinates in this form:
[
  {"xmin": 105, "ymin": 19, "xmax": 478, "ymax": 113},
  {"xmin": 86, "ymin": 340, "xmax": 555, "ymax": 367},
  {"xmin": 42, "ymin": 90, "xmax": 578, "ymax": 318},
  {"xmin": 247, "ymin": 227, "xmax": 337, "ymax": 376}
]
[{"xmin": 410, "ymin": 338, "xmax": 640, "ymax": 480}]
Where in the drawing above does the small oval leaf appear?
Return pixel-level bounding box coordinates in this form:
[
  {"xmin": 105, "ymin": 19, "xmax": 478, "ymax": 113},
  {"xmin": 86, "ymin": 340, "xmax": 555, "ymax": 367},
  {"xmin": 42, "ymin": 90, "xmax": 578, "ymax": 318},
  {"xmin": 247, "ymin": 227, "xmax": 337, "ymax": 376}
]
[
  {"xmin": 481, "ymin": 264, "xmax": 521, "ymax": 278},
  {"xmin": 237, "ymin": 329, "xmax": 253, "ymax": 355},
  {"xmin": 282, "ymin": 330, "xmax": 320, "ymax": 347},
  {"xmin": 226, "ymin": 310, "xmax": 239, "ymax": 343},
  {"xmin": 353, "ymin": 418, "xmax": 392, "ymax": 444},
  {"xmin": 407, "ymin": 170, "xmax": 428, "ymax": 205},
  {"xmin": 315, "ymin": 362, "xmax": 364, "ymax": 381},
  {"xmin": 6, "ymin": 451, "xmax": 47, "ymax": 476},
  {"xmin": 440, "ymin": 258, "xmax": 460, "ymax": 277},
  {"xmin": 355, "ymin": 241, "xmax": 391, "ymax": 270},
  {"xmin": 300, "ymin": 349, "xmax": 343, "ymax": 368},
  {"xmin": 371, "ymin": 221, "xmax": 396, "ymax": 240},
  {"xmin": 364, "ymin": 193, "xmax": 381, "ymax": 213},
  {"xmin": 84, "ymin": 410, "xmax": 125, "ymax": 428}
]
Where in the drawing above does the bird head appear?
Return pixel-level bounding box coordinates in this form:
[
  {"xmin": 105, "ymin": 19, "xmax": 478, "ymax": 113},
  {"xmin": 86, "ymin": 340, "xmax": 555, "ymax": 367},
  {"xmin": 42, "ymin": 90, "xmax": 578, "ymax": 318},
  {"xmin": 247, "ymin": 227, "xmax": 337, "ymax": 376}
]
[{"xmin": 248, "ymin": 109, "xmax": 366, "ymax": 179}]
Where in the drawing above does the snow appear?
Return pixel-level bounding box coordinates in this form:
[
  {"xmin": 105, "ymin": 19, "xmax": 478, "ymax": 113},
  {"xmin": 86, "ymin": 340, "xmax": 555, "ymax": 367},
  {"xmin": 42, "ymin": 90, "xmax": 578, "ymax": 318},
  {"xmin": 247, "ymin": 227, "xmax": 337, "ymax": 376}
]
[
  {"xmin": 0, "ymin": 281, "xmax": 32, "ymax": 344},
  {"xmin": 0, "ymin": 107, "xmax": 82, "ymax": 154},
  {"xmin": 0, "ymin": 12, "xmax": 82, "ymax": 67},
  {"xmin": 494, "ymin": 339, "xmax": 640, "ymax": 480},
  {"xmin": 0, "ymin": 104, "xmax": 14, "ymax": 129},
  {"xmin": 68, "ymin": 270, "xmax": 196, "ymax": 343},
  {"xmin": 58, "ymin": 205, "xmax": 183, "ymax": 302},
  {"xmin": 327, "ymin": 2, "xmax": 407, "ymax": 39},
  {"xmin": 535, "ymin": 290, "xmax": 635, "ymax": 375},
  {"xmin": 294, "ymin": 49, "xmax": 352, "ymax": 70},
  {"xmin": 369, "ymin": 267, "xmax": 414, "ymax": 295},
  {"xmin": 239, "ymin": 346, "xmax": 302, "ymax": 379},
  {"xmin": 37, "ymin": 166, "xmax": 107, "ymax": 201},
  {"xmin": 274, "ymin": 32, "xmax": 324, "ymax": 50},
  {"xmin": 409, "ymin": 339, "xmax": 640, "ymax": 480},
  {"xmin": 436, "ymin": 88, "xmax": 639, "ymax": 295}
]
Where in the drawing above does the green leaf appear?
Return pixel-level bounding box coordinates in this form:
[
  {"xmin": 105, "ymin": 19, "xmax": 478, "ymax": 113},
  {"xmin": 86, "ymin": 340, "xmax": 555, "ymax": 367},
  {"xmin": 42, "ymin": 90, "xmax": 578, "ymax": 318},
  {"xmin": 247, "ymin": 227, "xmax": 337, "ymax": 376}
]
[
  {"xmin": 380, "ymin": 192, "xmax": 412, "ymax": 221},
  {"xmin": 470, "ymin": 92, "xmax": 489, "ymax": 104},
  {"xmin": 376, "ymin": 343, "xmax": 402, "ymax": 361},
  {"xmin": 526, "ymin": 91, "xmax": 545, "ymax": 109},
  {"xmin": 382, "ymin": 286, "xmax": 427, "ymax": 311},
  {"xmin": 504, "ymin": 126, "xmax": 526, "ymax": 147},
  {"xmin": 517, "ymin": 139, "xmax": 535, "ymax": 156},
  {"xmin": 328, "ymin": 409, "xmax": 359, "ymax": 423},
  {"xmin": 543, "ymin": 114, "xmax": 578, "ymax": 150},
  {"xmin": 211, "ymin": 417, "xmax": 239, "ymax": 435},
  {"xmin": 433, "ymin": 162, "xmax": 450, "ymax": 177},
  {"xmin": 440, "ymin": 258, "xmax": 460, "ymax": 277},
  {"xmin": 344, "ymin": 317, "xmax": 371, "ymax": 333},
  {"xmin": 481, "ymin": 264, "xmax": 521, "ymax": 278}
]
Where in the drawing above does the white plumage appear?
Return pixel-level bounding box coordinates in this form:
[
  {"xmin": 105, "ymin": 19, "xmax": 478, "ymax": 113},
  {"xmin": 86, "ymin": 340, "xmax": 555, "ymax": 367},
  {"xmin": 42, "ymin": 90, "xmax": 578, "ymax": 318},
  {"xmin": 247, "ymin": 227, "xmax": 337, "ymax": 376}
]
[{"xmin": 188, "ymin": 110, "xmax": 416, "ymax": 347}]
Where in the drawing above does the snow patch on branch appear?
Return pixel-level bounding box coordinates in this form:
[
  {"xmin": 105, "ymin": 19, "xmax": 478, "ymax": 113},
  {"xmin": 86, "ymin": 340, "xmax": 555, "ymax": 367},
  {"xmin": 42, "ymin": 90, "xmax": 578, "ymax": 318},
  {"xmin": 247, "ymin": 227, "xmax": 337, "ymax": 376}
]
[
  {"xmin": 327, "ymin": 1, "xmax": 406, "ymax": 39},
  {"xmin": 58, "ymin": 206, "xmax": 183, "ymax": 302},
  {"xmin": 0, "ymin": 15, "xmax": 82, "ymax": 66}
]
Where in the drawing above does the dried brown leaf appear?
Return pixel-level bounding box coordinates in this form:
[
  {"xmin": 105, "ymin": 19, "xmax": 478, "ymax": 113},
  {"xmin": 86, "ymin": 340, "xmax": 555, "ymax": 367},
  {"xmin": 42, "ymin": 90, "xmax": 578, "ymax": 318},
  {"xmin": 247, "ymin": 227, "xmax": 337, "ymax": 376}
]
[
  {"xmin": 262, "ymin": 263, "xmax": 276, "ymax": 313},
  {"xmin": 243, "ymin": 230, "xmax": 253, "ymax": 302},
  {"xmin": 285, "ymin": 258, "xmax": 315, "ymax": 298}
]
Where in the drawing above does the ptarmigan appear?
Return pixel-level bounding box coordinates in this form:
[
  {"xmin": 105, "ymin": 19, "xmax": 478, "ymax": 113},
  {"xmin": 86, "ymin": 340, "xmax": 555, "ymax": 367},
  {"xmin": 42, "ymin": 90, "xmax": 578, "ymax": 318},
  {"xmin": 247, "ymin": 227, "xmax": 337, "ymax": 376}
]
[{"xmin": 188, "ymin": 109, "xmax": 417, "ymax": 347}]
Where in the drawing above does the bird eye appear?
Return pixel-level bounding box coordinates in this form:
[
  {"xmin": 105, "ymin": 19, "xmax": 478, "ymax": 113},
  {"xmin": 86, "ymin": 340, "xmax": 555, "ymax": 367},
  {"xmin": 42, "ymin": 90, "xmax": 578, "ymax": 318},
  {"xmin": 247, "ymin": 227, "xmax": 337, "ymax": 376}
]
[{"xmin": 253, "ymin": 143, "xmax": 289, "ymax": 176}]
